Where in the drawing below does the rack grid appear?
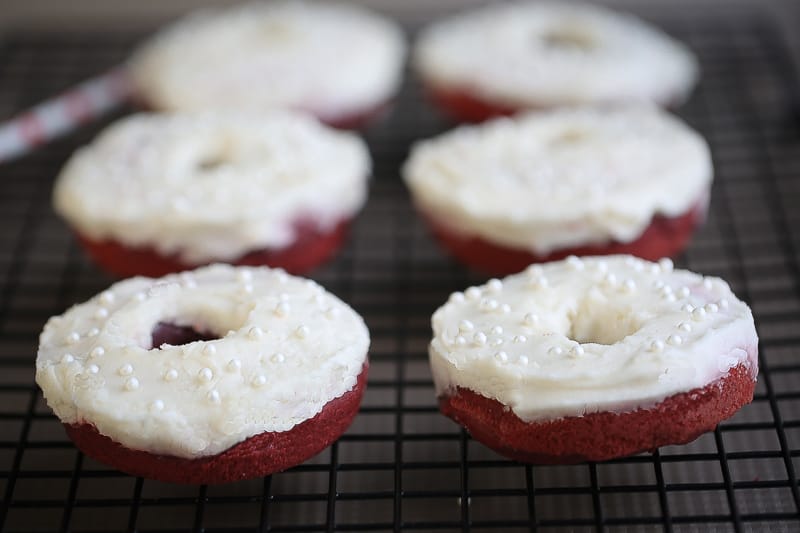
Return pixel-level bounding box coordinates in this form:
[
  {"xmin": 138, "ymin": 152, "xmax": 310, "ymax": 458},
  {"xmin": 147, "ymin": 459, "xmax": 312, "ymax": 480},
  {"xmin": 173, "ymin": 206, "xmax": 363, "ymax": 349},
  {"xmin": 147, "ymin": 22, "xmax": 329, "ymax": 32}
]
[{"xmin": 1, "ymin": 6, "xmax": 800, "ymax": 532}]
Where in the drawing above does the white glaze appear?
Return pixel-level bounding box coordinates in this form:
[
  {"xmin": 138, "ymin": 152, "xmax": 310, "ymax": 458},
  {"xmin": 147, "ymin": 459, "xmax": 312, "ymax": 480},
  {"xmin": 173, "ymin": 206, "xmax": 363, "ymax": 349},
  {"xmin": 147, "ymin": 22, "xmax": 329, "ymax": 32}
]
[
  {"xmin": 130, "ymin": 1, "xmax": 406, "ymax": 121},
  {"xmin": 415, "ymin": 1, "xmax": 698, "ymax": 107},
  {"xmin": 53, "ymin": 111, "xmax": 370, "ymax": 263},
  {"xmin": 36, "ymin": 264, "xmax": 370, "ymax": 458},
  {"xmin": 403, "ymin": 107, "xmax": 712, "ymax": 254},
  {"xmin": 430, "ymin": 256, "xmax": 758, "ymax": 421}
]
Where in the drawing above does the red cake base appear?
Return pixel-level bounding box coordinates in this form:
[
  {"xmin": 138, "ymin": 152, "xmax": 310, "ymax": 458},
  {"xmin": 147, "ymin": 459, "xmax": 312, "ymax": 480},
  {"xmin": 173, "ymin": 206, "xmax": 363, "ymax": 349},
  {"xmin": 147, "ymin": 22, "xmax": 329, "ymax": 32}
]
[
  {"xmin": 65, "ymin": 363, "xmax": 368, "ymax": 484},
  {"xmin": 425, "ymin": 201, "xmax": 706, "ymax": 276},
  {"xmin": 76, "ymin": 218, "xmax": 351, "ymax": 278},
  {"xmin": 440, "ymin": 362, "xmax": 756, "ymax": 464},
  {"xmin": 315, "ymin": 100, "xmax": 392, "ymax": 130}
]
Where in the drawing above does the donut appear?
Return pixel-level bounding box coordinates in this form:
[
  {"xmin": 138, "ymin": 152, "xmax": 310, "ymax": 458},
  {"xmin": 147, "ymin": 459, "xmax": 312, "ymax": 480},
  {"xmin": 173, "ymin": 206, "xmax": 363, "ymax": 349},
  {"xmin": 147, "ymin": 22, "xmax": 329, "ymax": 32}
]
[
  {"xmin": 129, "ymin": 1, "xmax": 407, "ymax": 129},
  {"xmin": 403, "ymin": 107, "xmax": 712, "ymax": 275},
  {"xmin": 414, "ymin": 2, "xmax": 698, "ymax": 122},
  {"xmin": 53, "ymin": 111, "xmax": 370, "ymax": 277},
  {"xmin": 35, "ymin": 264, "xmax": 370, "ymax": 484},
  {"xmin": 430, "ymin": 255, "xmax": 758, "ymax": 463}
]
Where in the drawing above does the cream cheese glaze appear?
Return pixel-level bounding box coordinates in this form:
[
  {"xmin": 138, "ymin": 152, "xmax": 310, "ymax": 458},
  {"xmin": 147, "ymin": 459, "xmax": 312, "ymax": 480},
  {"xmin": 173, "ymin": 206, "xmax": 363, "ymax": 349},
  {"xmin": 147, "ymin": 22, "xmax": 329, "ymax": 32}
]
[
  {"xmin": 53, "ymin": 111, "xmax": 370, "ymax": 263},
  {"xmin": 36, "ymin": 264, "xmax": 370, "ymax": 458},
  {"xmin": 430, "ymin": 255, "xmax": 758, "ymax": 421},
  {"xmin": 403, "ymin": 107, "xmax": 712, "ymax": 254},
  {"xmin": 130, "ymin": 1, "xmax": 407, "ymax": 121},
  {"xmin": 415, "ymin": 1, "xmax": 698, "ymax": 107}
]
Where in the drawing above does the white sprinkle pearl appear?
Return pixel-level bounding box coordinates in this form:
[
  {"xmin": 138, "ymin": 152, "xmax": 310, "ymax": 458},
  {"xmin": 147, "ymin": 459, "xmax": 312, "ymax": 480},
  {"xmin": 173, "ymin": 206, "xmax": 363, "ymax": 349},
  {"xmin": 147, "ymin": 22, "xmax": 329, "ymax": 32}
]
[
  {"xmin": 226, "ymin": 358, "xmax": 241, "ymax": 372},
  {"xmin": 704, "ymin": 303, "xmax": 719, "ymax": 314},
  {"xmin": 667, "ymin": 335, "xmax": 683, "ymax": 346},
  {"xmin": 465, "ymin": 287, "xmax": 481, "ymax": 300},
  {"xmin": 682, "ymin": 304, "xmax": 695, "ymax": 313},
  {"xmin": 455, "ymin": 336, "xmax": 467, "ymax": 346},
  {"xmin": 649, "ymin": 340, "xmax": 665, "ymax": 352},
  {"xmin": 449, "ymin": 292, "xmax": 465, "ymax": 303},
  {"xmin": 692, "ymin": 307, "xmax": 707, "ymax": 321},
  {"xmin": 88, "ymin": 364, "xmax": 99, "ymax": 374},
  {"xmin": 87, "ymin": 328, "xmax": 99, "ymax": 337},
  {"xmin": 274, "ymin": 302, "xmax": 290, "ymax": 317},
  {"xmin": 495, "ymin": 351, "xmax": 508, "ymax": 363},
  {"xmin": 207, "ymin": 390, "xmax": 221, "ymax": 404},
  {"xmin": 491, "ymin": 326, "xmax": 503, "ymax": 335},
  {"xmin": 271, "ymin": 353, "xmax": 286, "ymax": 363},
  {"xmin": 198, "ymin": 368, "xmax": 213, "ymax": 382},
  {"xmin": 679, "ymin": 286, "xmax": 691, "ymax": 298},
  {"xmin": 567, "ymin": 256, "xmax": 584, "ymax": 270},
  {"xmin": 203, "ymin": 344, "xmax": 217, "ymax": 357},
  {"xmin": 124, "ymin": 377, "xmax": 140, "ymax": 391},
  {"xmin": 500, "ymin": 304, "xmax": 511, "ymax": 314},
  {"xmin": 622, "ymin": 279, "xmax": 637, "ymax": 293},
  {"xmin": 151, "ymin": 400, "xmax": 164, "ymax": 412},
  {"xmin": 473, "ymin": 332, "xmax": 487, "ymax": 346},
  {"xmin": 719, "ymin": 299, "xmax": 729, "ymax": 309},
  {"xmin": 490, "ymin": 338, "xmax": 504, "ymax": 347},
  {"xmin": 529, "ymin": 276, "xmax": 549, "ymax": 289},
  {"xmin": 118, "ymin": 363, "xmax": 133, "ymax": 376},
  {"xmin": 164, "ymin": 369, "xmax": 178, "ymax": 382},
  {"xmin": 595, "ymin": 260, "xmax": 608, "ymax": 273},
  {"xmin": 65, "ymin": 332, "xmax": 80, "ymax": 345},
  {"xmin": 61, "ymin": 354, "xmax": 74, "ymax": 364},
  {"xmin": 237, "ymin": 270, "xmax": 252, "ymax": 282},
  {"xmin": 549, "ymin": 346, "xmax": 563, "ymax": 356},
  {"xmin": 519, "ymin": 355, "xmax": 529, "ymax": 365},
  {"xmin": 94, "ymin": 307, "xmax": 108, "ymax": 320},
  {"xmin": 523, "ymin": 313, "xmax": 539, "ymax": 327},
  {"xmin": 678, "ymin": 322, "xmax": 692, "ymax": 332},
  {"xmin": 703, "ymin": 278, "xmax": 714, "ymax": 290},
  {"xmin": 659, "ymin": 258, "xmax": 674, "ymax": 273},
  {"xmin": 295, "ymin": 325, "xmax": 310, "ymax": 339},
  {"xmin": 134, "ymin": 292, "xmax": 146, "ymax": 302},
  {"xmin": 248, "ymin": 326, "xmax": 264, "ymax": 340},
  {"xmin": 602, "ymin": 273, "xmax": 617, "ymax": 288},
  {"xmin": 487, "ymin": 279, "xmax": 503, "ymax": 293},
  {"xmin": 99, "ymin": 291, "xmax": 114, "ymax": 305},
  {"xmin": 90, "ymin": 346, "xmax": 105, "ymax": 358},
  {"xmin": 514, "ymin": 335, "xmax": 527, "ymax": 344},
  {"xmin": 527, "ymin": 265, "xmax": 544, "ymax": 276},
  {"xmin": 459, "ymin": 320, "xmax": 474, "ymax": 332},
  {"xmin": 325, "ymin": 307, "xmax": 340, "ymax": 319},
  {"xmin": 252, "ymin": 375, "xmax": 267, "ymax": 388},
  {"xmin": 570, "ymin": 345, "xmax": 585, "ymax": 357}
]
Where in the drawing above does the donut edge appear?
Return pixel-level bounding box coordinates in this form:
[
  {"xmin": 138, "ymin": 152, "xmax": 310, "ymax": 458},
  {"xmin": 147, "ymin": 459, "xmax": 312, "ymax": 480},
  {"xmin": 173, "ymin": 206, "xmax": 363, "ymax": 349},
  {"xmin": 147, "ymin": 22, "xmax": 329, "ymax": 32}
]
[
  {"xmin": 64, "ymin": 361, "xmax": 368, "ymax": 484},
  {"xmin": 439, "ymin": 359, "xmax": 757, "ymax": 464}
]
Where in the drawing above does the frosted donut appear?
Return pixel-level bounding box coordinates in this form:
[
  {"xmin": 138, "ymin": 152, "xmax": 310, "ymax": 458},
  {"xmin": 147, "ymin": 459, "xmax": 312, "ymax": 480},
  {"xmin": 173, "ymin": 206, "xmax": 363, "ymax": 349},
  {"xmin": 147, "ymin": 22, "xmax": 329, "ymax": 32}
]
[
  {"xmin": 431, "ymin": 255, "xmax": 758, "ymax": 463},
  {"xmin": 53, "ymin": 110, "xmax": 370, "ymax": 277},
  {"xmin": 36, "ymin": 264, "xmax": 370, "ymax": 484},
  {"xmin": 403, "ymin": 106, "xmax": 712, "ymax": 275},
  {"xmin": 130, "ymin": 1, "xmax": 407, "ymax": 129},
  {"xmin": 415, "ymin": 2, "xmax": 698, "ymax": 122}
]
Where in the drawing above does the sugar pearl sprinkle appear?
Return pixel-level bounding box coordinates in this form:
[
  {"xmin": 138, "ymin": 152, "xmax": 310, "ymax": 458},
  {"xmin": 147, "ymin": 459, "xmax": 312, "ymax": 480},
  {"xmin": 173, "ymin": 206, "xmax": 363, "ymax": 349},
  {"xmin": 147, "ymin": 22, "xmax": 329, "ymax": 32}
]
[
  {"xmin": 429, "ymin": 256, "xmax": 757, "ymax": 422},
  {"xmin": 35, "ymin": 264, "xmax": 370, "ymax": 459}
]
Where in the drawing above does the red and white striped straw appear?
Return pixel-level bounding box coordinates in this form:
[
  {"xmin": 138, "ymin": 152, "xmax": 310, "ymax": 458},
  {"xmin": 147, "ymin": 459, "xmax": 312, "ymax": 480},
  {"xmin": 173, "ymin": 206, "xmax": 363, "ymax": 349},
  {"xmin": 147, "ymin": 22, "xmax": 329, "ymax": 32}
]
[{"xmin": 0, "ymin": 67, "xmax": 133, "ymax": 164}]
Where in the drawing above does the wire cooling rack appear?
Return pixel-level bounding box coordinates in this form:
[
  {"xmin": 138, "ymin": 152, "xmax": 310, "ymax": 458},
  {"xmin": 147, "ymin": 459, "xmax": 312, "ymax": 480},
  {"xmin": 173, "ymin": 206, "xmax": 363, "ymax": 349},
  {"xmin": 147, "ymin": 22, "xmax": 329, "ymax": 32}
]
[{"xmin": 1, "ymin": 5, "xmax": 800, "ymax": 533}]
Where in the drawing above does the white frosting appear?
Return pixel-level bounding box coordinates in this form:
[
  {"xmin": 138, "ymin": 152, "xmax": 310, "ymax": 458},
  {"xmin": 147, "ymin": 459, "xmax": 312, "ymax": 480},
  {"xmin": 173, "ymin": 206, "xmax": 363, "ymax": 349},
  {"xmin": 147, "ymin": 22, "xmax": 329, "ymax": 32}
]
[
  {"xmin": 415, "ymin": 1, "xmax": 698, "ymax": 108},
  {"xmin": 53, "ymin": 111, "xmax": 370, "ymax": 263},
  {"xmin": 403, "ymin": 107, "xmax": 712, "ymax": 254},
  {"xmin": 36, "ymin": 264, "xmax": 370, "ymax": 458},
  {"xmin": 430, "ymin": 255, "xmax": 758, "ymax": 421},
  {"xmin": 130, "ymin": 1, "xmax": 407, "ymax": 121}
]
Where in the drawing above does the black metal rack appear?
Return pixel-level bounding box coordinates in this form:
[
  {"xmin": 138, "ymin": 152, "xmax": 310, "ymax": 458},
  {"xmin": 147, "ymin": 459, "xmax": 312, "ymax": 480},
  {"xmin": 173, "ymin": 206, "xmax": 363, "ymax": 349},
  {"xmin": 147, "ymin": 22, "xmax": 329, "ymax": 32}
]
[{"xmin": 1, "ymin": 5, "xmax": 800, "ymax": 532}]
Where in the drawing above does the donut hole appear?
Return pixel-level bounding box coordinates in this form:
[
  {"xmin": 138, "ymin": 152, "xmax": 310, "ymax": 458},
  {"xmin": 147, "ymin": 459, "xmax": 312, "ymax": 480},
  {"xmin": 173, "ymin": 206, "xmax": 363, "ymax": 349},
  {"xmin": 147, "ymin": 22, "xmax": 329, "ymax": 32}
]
[
  {"xmin": 540, "ymin": 27, "xmax": 596, "ymax": 51},
  {"xmin": 550, "ymin": 128, "xmax": 588, "ymax": 146},
  {"xmin": 151, "ymin": 322, "xmax": 219, "ymax": 349},
  {"xmin": 196, "ymin": 153, "xmax": 231, "ymax": 172},
  {"xmin": 567, "ymin": 298, "xmax": 643, "ymax": 346}
]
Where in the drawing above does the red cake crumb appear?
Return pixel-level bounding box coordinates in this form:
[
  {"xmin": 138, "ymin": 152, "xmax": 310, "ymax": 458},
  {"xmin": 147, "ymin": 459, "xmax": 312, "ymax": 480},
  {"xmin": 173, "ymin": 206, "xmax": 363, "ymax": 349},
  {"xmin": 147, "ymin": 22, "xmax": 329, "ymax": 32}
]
[
  {"xmin": 77, "ymin": 218, "xmax": 351, "ymax": 278},
  {"xmin": 65, "ymin": 363, "xmax": 368, "ymax": 484},
  {"xmin": 439, "ymin": 362, "xmax": 756, "ymax": 464},
  {"xmin": 425, "ymin": 201, "xmax": 706, "ymax": 276},
  {"xmin": 426, "ymin": 85, "xmax": 521, "ymax": 123}
]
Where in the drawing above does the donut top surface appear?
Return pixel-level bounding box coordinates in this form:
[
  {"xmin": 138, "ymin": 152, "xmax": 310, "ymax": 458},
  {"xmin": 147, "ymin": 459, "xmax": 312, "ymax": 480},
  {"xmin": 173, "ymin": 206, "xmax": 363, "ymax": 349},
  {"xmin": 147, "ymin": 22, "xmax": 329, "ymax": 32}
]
[
  {"xmin": 53, "ymin": 111, "xmax": 370, "ymax": 263},
  {"xmin": 403, "ymin": 107, "xmax": 712, "ymax": 253},
  {"xmin": 430, "ymin": 255, "xmax": 758, "ymax": 421},
  {"xmin": 36, "ymin": 264, "xmax": 370, "ymax": 458},
  {"xmin": 415, "ymin": 1, "xmax": 698, "ymax": 107},
  {"xmin": 130, "ymin": 1, "xmax": 406, "ymax": 120}
]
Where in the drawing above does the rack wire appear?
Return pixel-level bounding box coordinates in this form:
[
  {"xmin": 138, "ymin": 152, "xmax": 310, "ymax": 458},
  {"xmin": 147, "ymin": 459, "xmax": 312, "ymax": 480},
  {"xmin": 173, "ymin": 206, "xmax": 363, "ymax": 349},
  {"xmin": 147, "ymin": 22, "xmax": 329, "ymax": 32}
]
[{"xmin": 1, "ymin": 5, "xmax": 800, "ymax": 532}]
